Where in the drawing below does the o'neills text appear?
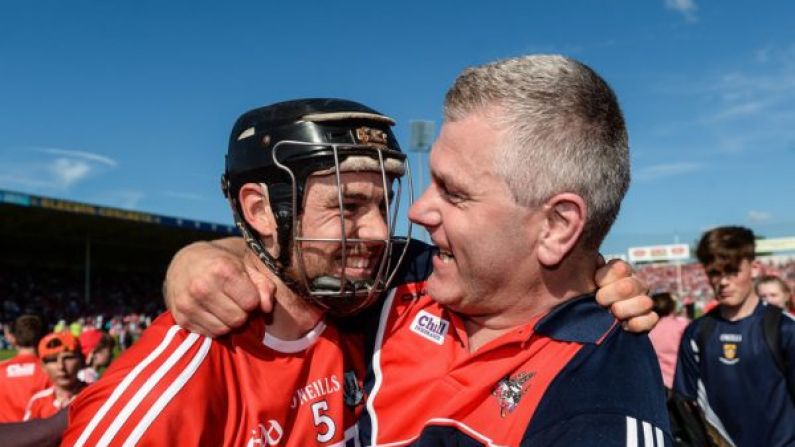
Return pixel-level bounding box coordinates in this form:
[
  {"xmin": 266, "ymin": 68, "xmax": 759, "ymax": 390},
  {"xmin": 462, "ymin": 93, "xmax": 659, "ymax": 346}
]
[{"xmin": 290, "ymin": 375, "xmax": 341, "ymax": 408}]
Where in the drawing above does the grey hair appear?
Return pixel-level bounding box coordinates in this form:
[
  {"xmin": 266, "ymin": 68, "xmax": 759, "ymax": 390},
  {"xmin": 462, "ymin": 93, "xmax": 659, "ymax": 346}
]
[{"xmin": 444, "ymin": 54, "xmax": 629, "ymax": 249}]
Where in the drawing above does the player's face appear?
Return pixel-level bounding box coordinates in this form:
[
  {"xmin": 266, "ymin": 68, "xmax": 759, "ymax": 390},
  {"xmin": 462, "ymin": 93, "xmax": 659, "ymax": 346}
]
[
  {"xmin": 757, "ymin": 282, "xmax": 791, "ymax": 310},
  {"xmin": 42, "ymin": 351, "xmax": 82, "ymax": 389},
  {"xmin": 408, "ymin": 112, "xmax": 540, "ymax": 316},
  {"xmin": 286, "ymin": 171, "xmax": 390, "ymax": 287},
  {"xmin": 705, "ymin": 259, "xmax": 756, "ymax": 308}
]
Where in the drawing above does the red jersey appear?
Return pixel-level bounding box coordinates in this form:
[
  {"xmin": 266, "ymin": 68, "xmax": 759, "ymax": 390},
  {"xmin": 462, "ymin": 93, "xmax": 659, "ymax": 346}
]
[
  {"xmin": 61, "ymin": 312, "xmax": 366, "ymax": 447},
  {"xmin": 0, "ymin": 352, "xmax": 51, "ymax": 422},
  {"xmin": 359, "ymin": 280, "xmax": 671, "ymax": 446},
  {"xmin": 23, "ymin": 386, "xmax": 76, "ymax": 420}
]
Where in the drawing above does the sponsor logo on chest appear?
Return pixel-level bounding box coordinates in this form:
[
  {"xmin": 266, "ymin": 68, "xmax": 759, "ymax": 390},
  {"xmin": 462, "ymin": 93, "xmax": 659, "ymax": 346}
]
[
  {"xmin": 6, "ymin": 363, "xmax": 35, "ymax": 378},
  {"xmin": 410, "ymin": 310, "xmax": 450, "ymax": 345}
]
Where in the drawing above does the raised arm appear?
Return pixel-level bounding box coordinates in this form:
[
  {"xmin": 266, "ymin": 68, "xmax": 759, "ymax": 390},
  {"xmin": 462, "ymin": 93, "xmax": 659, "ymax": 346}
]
[{"xmin": 595, "ymin": 258, "xmax": 658, "ymax": 332}]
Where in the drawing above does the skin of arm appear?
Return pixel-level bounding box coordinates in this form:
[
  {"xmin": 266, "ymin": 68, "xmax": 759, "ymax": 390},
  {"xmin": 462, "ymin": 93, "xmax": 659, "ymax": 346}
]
[
  {"xmin": 165, "ymin": 237, "xmax": 656, "ymax": 337},
  {"xmin": 0, "ymin": 408, "xmax": 67, "ymax": 447}
]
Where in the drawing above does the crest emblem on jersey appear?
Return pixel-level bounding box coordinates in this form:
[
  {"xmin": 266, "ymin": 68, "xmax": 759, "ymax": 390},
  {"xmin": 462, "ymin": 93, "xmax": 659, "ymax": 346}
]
[
  {"xmin": 343, "ymin": 370, "xmax": 364, "ymax": 407},
  {"xmin": 492, "ymin": 371, "xmax": 534, "ymax": 417},
  {"xmin": 720, "ymin": 343, "xmax": 739, "ymax": 365}
]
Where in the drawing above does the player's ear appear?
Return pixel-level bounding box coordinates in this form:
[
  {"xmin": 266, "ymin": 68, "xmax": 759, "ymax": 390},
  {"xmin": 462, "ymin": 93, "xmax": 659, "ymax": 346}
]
[
  {"xmin": 239, "ymin": 183, "xmax": 280, "ymax": 256},
  {"xmin": 537, "ymin": 193, "xmax": 587, "ymax": 267}
]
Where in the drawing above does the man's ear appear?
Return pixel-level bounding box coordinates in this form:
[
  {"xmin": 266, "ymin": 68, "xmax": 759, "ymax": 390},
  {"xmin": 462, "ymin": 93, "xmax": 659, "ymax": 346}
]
[
  {"xmin": 239, "ymin": 183, "xmax": 280, "ymax": 257},
  {"xmin": 750, "ymin": 259, "xmax": 763, "ymax": 279},
  {"xmin": 537, "ymin": 193, "xmax": 587, "ymax": 267}
]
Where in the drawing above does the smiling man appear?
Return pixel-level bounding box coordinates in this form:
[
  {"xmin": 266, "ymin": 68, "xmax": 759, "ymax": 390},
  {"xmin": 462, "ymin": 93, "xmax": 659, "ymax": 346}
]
[
  {"xmin": 59, "ymin": 99, "xmax": 408, "ymax": 446},
  {"xmin": 358, "ymin": 55, "xmax": 670, "ymax": 446},
  {"xmin": 163, "ymin": 55, "xmax": 669, "ymax": 447}
]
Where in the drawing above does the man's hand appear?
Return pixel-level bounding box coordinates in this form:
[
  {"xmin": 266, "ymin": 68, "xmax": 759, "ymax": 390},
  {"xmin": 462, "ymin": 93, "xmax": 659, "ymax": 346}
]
[
  {"xmin": 594, "ymin": 258, "xmax": 658, "ymax": 332},
  {"xmin": 164, "ymin": 237, "xmax": 273, "ymax": 337}
]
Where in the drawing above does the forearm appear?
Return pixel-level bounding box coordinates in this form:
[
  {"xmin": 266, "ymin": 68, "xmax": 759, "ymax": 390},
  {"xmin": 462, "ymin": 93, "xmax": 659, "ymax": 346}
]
[{"xmin": 0, "ymin": 408, "xmax": 67, "ymax": 447}]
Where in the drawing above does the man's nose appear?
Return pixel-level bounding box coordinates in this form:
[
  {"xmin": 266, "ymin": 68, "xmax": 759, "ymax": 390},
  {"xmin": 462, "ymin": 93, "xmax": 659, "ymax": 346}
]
[
  {"xmin": 355, "ymin": 207, "xmax": 388, "ymax": 241},
  {"xmin": 408, "ymin": 184, "xmax": 440, "ymax": 229}
]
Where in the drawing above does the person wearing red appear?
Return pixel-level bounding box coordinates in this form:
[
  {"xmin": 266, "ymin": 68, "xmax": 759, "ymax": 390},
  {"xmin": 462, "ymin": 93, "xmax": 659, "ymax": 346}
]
[
  {"xmin": 59, "ymin": 96, "xmax": 657, "ymax": 447},
  {"xmin": 60, "ymin": 99, "xmax": 404, "ymax": 447},
  {"xmin": 163, "ymin": 57, "xmax": 669, "ymax": 446},
  {"xmin": 24, "ymin": 332, "xmax": 85, "ymax": 421},
  {"xmin": 0, "ymin": 315, "xmax": 50, "ymax": 422},
  {"xmin": 76, "ymin": 329, "xmax": 114, "ymax": 384}
]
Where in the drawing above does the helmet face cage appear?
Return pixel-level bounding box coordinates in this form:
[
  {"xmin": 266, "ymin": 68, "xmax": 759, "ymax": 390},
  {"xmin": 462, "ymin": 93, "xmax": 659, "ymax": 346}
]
[{"xmin": 271, "ymin": 140, "xmax": 413, "ymax": 316}]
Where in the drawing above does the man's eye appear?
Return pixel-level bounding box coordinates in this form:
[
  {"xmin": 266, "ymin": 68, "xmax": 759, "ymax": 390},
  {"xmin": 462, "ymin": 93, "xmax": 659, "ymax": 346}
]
[
  {"xmin": 441, "ymin": 188, "xmax": 464, "ymax": 204},
  {"xmin": 341, "ymin": 202, "xmax": 359, "ymax": 213}
]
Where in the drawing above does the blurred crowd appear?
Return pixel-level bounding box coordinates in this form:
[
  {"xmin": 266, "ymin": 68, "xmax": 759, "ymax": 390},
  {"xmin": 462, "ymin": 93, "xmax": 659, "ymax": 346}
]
[
  {"xmin": 0, "ymin": 266, "xmax": 163, "ymax": 349},
  {"xmin": 636, "ymin": 256, "xmax": 795, "ymax": 313}
]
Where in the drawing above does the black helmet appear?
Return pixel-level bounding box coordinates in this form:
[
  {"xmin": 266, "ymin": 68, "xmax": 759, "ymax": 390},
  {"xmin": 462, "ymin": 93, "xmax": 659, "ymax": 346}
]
[{"xmin": 222, "ymin": 98, "xmax": 412, "ymax": 315}]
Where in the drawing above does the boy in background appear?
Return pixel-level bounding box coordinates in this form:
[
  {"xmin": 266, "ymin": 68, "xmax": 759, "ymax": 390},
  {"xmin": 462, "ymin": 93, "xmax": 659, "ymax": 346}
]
[
  {"xmin": 674, "ymin": 226, "xmax": 795, "ymax": 446},
  {"xmin": 0, "ymin": 315, "xmax": 50, "ymax": 422},
  {"xmin": 24, "ymin": 332, "xmax": 85, "ymax": 421}
]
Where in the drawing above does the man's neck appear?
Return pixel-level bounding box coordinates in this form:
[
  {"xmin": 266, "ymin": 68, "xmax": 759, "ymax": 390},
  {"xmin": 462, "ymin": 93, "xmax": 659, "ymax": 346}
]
[
  {"xmin": 54, "ymin": 384, "xmax": 81, "ymax": 403},
  {"xmin": 14, "ymin": 347, "xmax": 36, "ymax": 357},
  {"xmin": 243, "ymin": 253, "xmax": 323, "ymax": 341},
  {"xmin": 463, "ymin": 257, "xmax": 596, "ymax": 353},
  {"xmin": 719, "ymin": 293, "xmax": 760, "ymax": 321}
]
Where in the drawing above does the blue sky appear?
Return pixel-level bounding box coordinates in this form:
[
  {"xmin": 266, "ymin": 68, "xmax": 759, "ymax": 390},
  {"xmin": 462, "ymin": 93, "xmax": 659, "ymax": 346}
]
[{"xmin": 1, "ymin": 1, "xmax": 794, "ymax": 255}]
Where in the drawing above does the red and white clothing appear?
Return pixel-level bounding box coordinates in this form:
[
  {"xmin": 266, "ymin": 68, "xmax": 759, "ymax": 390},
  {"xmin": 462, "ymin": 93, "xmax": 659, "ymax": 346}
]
[
  {"xmin": 359, "ymin": 278, "xmax": 672, "ymax": 446},
  {"xmin": 0, "ymin": 352, "xmax": 51, "ymax": 422},
  {"xmin": 61, "ymin": 312, "xmax": 365, "ymax": 447},
  {"xmin": 23, "ymin": 386, "xmax": 77, "ymax": 420}
]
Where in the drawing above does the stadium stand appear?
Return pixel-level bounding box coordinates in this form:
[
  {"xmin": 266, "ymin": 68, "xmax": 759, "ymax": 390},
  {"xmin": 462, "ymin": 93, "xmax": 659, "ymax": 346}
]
[
  {"xmin": 0, "ymin": 189, "xmax": 237, "ymax": 333},
  {"xmin": 636, "ymin": 257, "xmax": 795, "ymax": 310}
]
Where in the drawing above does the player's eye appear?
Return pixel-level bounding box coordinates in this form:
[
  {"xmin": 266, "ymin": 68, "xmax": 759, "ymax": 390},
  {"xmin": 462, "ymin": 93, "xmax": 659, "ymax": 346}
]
[{"xmin": 440, "ymin": 186, "xmax": 465, "ymax": 204}]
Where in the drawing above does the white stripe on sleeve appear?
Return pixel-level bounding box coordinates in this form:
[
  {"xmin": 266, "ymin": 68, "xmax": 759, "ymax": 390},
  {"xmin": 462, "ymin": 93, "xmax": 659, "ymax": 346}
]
[
  {"xmin": 122, "ymin": 336, "xmax": 212, "ymax": 446},
  {"xmin": 642, "ymin": 421, "xmax": 653, "ymax": 447},
  {"xmin": 655, "ymin": 427, "xmax": 664, "ymax": 446},
  {"xmin": 626, "ymin": 416, "xmax": 638, "ymax": 447},
  {"xmin": 96, "ymin": 332, "xmax": 202, "ymax": 447},
  {"xmin": 74, "ymin": 325, "xmax": 183, "ymax": 447}
]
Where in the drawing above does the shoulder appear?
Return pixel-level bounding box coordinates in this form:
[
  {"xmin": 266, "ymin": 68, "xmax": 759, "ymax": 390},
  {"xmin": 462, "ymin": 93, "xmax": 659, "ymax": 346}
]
[
  {"xmin": 775, "ymin": 307, "xmax": 795, "ymax": 346},
  {"xmin": 63, "ymin": 315, "xmax": 225, "ymax": 446},
  {"xmin": 527, "ymin": 297, "xmax": 669, "ymax": 440},
  {"xmin": 28, "ymin": 387, "xmax": 55, "ymax": 403}
]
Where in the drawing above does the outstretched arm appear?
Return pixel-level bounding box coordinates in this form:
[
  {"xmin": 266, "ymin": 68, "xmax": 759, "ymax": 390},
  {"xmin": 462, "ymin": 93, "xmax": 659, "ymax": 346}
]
[{"xmin": 165, "ymin": 239, "xmax": 658, "ymax": 336}]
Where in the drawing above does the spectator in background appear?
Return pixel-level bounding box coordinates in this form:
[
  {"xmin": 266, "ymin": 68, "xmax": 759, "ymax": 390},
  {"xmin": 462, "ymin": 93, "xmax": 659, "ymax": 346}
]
[
  {"xmin": 674, "ymin": 226, "xmax": 795, "ymax": 446},
  {"xmin": 0, "ymin": 315, "xmax": 50, "ymax": 422},
  {"xmin": 648, "ymin": 292, "xmax": 689, "ymax": 390},
  {"xmin": 23, "ymin": 332, "xmax": 86, "ymax": 421},
  {"xmin": 77, "ymin": 330, "xmax": 114, "ymax": 384},
  {"xmin": 756, "ymin": 275, "xmax": 793, "ymax": 312}
]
